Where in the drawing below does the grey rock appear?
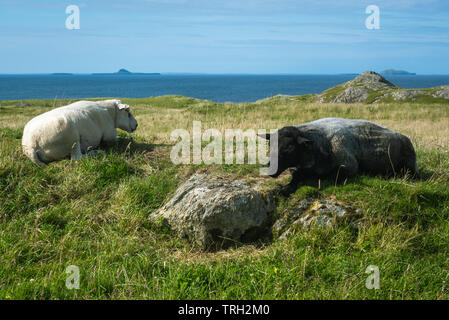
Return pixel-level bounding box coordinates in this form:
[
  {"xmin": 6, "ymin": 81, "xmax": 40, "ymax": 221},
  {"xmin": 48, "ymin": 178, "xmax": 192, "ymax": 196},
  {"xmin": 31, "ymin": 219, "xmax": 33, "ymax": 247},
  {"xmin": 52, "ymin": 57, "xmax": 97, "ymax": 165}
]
[
  {"xmin": 151, "ymin": 174, "xmax": 273, "ymax": 249},
  {"xmin": 389, "ymin": 90, "xmax": 429, "ymax": 101},
  {"xmin": 433, "ymin": 86, "xmax": 449, "ymax": 99},
  {"xmin": 332, "ymin": 87, "xmax": 369, "ymax": 103},
  {"xmin": 317, "ymin": 95, "xmax": 328, "ymax": 103},
  {"xmin": 273, "ymin": 199, "xmax": 364, "ymax": 239},
  {"xmin": 344, "ymin": 71, "xmax": 397, "ymax": 90},
  {"xmin": 272, "ymin": 199, "xmax": 313, "ymax": 236},
  {"xmin": 376, "ymin": 88, "xmax": 449, "ymax": 102}
]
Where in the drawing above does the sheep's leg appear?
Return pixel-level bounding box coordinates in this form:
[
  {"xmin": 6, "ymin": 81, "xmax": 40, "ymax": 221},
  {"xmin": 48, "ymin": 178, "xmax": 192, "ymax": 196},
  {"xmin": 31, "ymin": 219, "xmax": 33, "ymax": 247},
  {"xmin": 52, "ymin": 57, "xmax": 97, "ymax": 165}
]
[
  {"xmin": 70, "ymin": 141, "xmax": 86, "ymax": 160},
  {"xmin": 71, "ymin": 144, "xmax": 104, "ymax": 161},
  {"xmin": 281, "ymin": 168, "xmax": 304, "ymax": 196},
  {"xmin": 334, "ymin": 155, "xmax": 358, "ymax": 183},
  {"xmin": 86, "ymin": 149, "xmax": 104, "ymax": 156}
]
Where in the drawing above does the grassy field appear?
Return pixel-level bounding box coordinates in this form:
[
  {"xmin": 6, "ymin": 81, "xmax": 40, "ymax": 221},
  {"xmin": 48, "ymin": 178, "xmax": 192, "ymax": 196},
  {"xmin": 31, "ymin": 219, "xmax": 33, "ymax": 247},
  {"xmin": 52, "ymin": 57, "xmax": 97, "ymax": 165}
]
[{"xmin": 0, "ymin": 95, "xmax": 448, "ymax": 299}]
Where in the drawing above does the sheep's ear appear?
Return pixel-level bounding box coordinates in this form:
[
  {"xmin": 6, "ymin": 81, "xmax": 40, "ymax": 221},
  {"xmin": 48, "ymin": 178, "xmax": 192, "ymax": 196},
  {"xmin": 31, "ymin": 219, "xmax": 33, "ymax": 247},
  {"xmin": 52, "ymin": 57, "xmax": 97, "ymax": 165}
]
[
  {"xmin": 297, "ymin": 136, "xmax": 312, "ymax": 147},
  {"xmin": 118, "ymin": 103, "xmax": 130, "ymax": 110},
  {"xmin": 257, "ymin": 133, "xmax": 270, "ymax": 140}
]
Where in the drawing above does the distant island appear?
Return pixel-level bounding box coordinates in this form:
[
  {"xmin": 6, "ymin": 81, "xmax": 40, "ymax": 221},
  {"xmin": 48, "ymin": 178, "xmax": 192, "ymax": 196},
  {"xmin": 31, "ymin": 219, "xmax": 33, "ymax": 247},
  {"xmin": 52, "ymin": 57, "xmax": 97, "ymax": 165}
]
[
  {"xmin": 381, "ymin": 69, "xmax": 416, "ymax": 76},
  {"xmin": 92, "ymin": 69, "xmax": 160, "ymax": 76}
]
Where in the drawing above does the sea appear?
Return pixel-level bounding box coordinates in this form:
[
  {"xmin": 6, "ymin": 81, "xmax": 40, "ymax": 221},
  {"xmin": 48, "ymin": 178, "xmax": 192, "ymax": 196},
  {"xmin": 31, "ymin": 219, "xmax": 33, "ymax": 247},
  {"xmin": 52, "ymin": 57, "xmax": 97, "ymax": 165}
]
[{"xmin": 1, "ymin": 74, "xmax": 449, "ymax": 103}]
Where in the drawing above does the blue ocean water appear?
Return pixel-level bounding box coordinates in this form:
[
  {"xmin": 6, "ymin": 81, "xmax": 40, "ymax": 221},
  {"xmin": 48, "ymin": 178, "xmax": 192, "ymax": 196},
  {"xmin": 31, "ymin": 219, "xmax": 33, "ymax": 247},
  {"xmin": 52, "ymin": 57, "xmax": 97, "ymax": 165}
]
[{"xmin": 1, "ymin": 74, "xmax": 448, "ymax": 103}]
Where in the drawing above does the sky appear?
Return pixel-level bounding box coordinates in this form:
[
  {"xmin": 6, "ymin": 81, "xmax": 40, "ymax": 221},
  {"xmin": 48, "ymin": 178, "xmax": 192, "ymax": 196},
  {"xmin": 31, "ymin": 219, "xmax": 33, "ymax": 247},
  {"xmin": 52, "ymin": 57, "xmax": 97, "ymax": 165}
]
[{"xmin": 0, "ymin": 0, "xmax": 448, "ymax": 74}]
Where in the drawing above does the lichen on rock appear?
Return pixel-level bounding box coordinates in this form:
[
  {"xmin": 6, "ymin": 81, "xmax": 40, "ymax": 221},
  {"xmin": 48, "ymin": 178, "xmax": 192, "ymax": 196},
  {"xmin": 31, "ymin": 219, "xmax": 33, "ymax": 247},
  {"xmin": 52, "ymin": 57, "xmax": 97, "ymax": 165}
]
[{"xmin": 273, "ymin": 199, "xmax": 364, "ymax": 239}]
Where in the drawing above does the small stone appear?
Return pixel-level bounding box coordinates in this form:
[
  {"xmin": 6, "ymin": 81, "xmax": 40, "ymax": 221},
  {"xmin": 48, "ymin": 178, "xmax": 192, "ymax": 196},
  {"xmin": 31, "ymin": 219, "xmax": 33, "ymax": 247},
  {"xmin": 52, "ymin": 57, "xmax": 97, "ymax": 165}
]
[{"xmin": 274, "ymin": 199, "xmax": 364, "ymax": 238}]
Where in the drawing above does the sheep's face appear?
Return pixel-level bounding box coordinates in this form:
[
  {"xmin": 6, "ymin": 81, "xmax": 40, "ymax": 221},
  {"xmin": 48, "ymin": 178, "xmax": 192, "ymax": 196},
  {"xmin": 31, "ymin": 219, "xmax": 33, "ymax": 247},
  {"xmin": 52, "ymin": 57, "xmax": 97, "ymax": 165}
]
[{"xmin": 116, "ymin": 104, "xmax": 138, "ymax": 133}]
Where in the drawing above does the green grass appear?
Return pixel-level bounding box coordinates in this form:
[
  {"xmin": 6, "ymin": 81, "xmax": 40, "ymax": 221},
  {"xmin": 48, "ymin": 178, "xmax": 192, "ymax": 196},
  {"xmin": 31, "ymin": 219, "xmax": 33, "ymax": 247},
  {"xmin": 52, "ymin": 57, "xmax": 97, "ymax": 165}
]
[
  {"xmin": 0, "ymin": 96, "xmax": 448, "ymax": 299},
  {"xmin": 316, "ymin": 84, "xmax": 346, "ymax": 102}
]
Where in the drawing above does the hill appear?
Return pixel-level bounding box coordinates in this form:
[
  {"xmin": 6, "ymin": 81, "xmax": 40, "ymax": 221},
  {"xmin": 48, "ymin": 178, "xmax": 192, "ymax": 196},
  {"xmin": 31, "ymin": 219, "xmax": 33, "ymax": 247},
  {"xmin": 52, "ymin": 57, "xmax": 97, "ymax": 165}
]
[
  {"xmin": 381, "ymin": 69, "xmax": 416, "ymax": 76},
  {"xmin": 93, "ymin": 69, "xmax": 160, "ymax": 75},
  {"xmin": 116, "ymin": 68, "xmax": 132, "ymax": 74},
  {"xmin": 317, "ymin": 70, "xmax": 449, "ymax": 103}
]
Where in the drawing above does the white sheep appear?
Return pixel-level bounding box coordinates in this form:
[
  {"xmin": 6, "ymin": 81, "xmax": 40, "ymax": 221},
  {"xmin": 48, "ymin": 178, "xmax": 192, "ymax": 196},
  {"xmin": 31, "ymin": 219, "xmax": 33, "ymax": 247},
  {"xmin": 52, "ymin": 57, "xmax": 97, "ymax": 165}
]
[{"xmin": 22, "ymin": 99, "xmax": 138, "ymax": 166}]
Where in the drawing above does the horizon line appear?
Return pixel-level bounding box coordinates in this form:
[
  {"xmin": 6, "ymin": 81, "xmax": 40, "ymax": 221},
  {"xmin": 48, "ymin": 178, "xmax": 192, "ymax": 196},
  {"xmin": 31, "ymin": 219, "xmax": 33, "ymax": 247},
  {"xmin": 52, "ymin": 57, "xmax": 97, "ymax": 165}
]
[{"xmin": 2, "ymin": 72, "xmax": 449, "ymax": 76}]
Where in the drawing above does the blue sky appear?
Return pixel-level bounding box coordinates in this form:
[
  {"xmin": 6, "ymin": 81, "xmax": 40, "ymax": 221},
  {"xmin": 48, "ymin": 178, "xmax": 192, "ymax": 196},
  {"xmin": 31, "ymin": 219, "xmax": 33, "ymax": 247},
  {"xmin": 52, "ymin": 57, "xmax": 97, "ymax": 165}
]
[{"xmin": 1, "ymin": 0, "xmax": 448, "ymax": 74}]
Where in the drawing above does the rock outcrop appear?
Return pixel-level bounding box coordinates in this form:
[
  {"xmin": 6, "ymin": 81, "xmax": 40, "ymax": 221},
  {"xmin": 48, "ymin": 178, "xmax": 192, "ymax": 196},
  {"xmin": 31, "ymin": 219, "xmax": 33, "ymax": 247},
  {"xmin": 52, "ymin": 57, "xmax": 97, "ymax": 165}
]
[
  {"xmin": 317, "ymin": 71, "xmax": 449, "ymax": 104},
  {"xmin": 272, "ymin": 199, "xmax": 364, "ymax": 239},
  {"xmin": 374, "ymin": 86, "xmax": 449, "ymax": 103},
  {"xmin": 433, "ymin": 85, "xmax": 449, "ymax": 99},
  {"xmin": 331, "ymin": 87, "xmax": 369, "ymax": 103},
  {"xmin": 318, "ymin": 71, "xmax": 397, "ymax": 103},
  {"xmin": 318, "ymin": 71, "xmax": 398, "ymax": 103},
  {"xmin": 382, "ymin": 90, "xmax": 429, "ymax": 102},
  {"xmin": 345, "ymin": 71, "xmax": 397, "ymax": 91},
  {"xmin": 151, "ymin": 174, "xmax": 273, "ymax": 249}
]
